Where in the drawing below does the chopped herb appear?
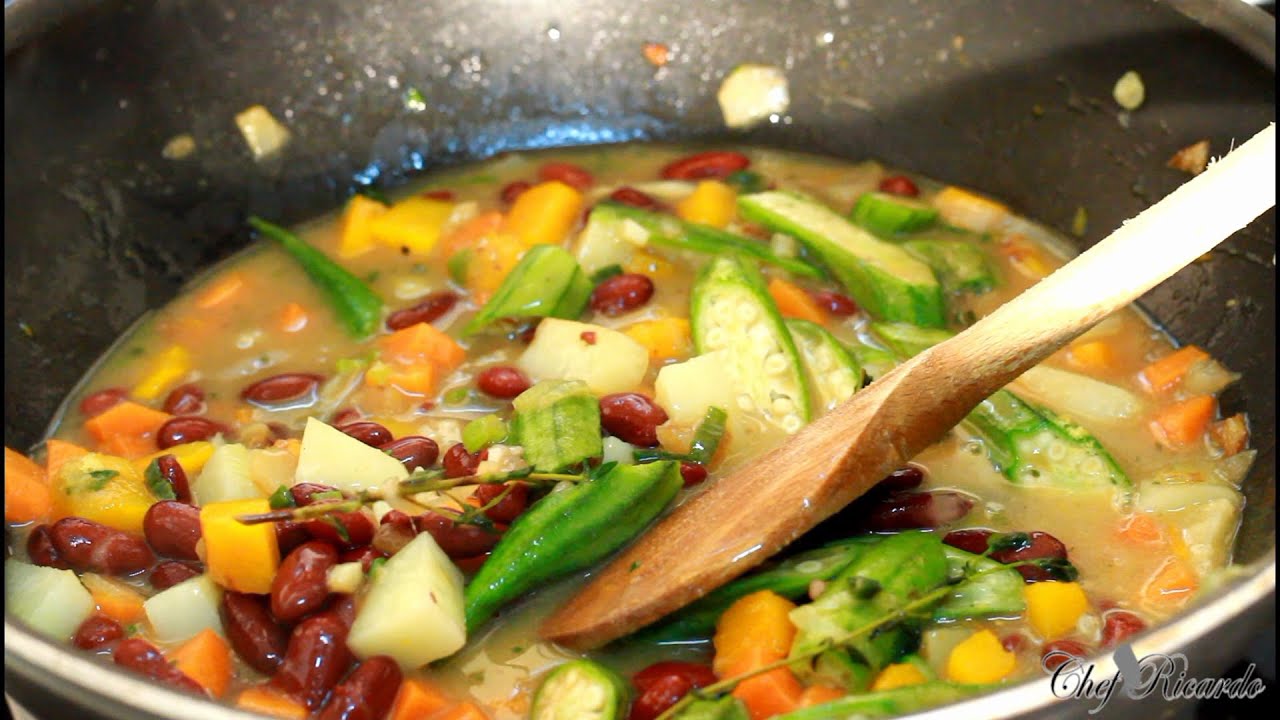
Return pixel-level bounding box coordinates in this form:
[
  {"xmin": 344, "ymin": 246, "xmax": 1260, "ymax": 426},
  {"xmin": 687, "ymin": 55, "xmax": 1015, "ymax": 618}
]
[
  {"xmin": 987, "ymin": 532, "xmax": 1032, "ymax": 556},
  {"xmin": 86, "ymin": 469, "xmax": 119, "ymax": 491},
  {"xmin": 629, "ymin": 561, "xmax": 640, "ymax": 573},
  {"xmin": 1071, "ymin": 206, "xmax": 1088, "ymax": 237},
  {"xmin": 368, "ymin": 556, "xmax": 387, "ymax": 579},
  {"xmin": 143, "ymin": 460, "xmax": 177, "ymax": 501},
  {"xmin": 511, "ymin": 645, "xmax": 525, "ymax": 654},
  {"xmin": 1032, "ymin": 557, "xmax": 1080, "ymax": 582},
  {"xmin": 447, "ymin": 249, "xmax": 473, "ymax": 285},
  {"xmin": 589, "ymin": 461, "xmax": 619, "ymax": 481},
  {"xmin": 268, "ymin": 485, "xmax": 297, "ymax": 510},
  {"xmin": 356, "ymin": 187, "xmax": 391, "ymax": 205},
  {"xmin": 403, "ymin": 87, "xmax": 427, "ymax": 113},
  {"xmin": 443, "ymin": 386, "xmax": 471, "ymax": 405},
  {"xmin": 687, "ymin": 406, "xmax": 728, "ymax": 465},
  {"xmin": 725, "ymin": 169, "xmax": 768, "ymax": 193},
  {"xmin": 324, "ymin": 515, "xmax": 351, "ymax": 543},
  {"xmin": 590, "ymin": 264, "xmax": 624, "ymax": 284},
  {"xmin": 312, "ymin": 490, "xmax": 345, "ymax": 502},
  {"xmin": 125, "ymin": 624, "xmax": 141, "ymax": 636},
  {"xmin": 365, "ymin": 270, "xmax": 381, "ymax": 283}
]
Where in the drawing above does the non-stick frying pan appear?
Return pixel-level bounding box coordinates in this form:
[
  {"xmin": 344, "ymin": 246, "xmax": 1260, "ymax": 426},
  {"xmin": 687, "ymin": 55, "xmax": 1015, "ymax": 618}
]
[{"xmin": 4, "ymin": 1, "xmax": 1274, "ymax": 718}]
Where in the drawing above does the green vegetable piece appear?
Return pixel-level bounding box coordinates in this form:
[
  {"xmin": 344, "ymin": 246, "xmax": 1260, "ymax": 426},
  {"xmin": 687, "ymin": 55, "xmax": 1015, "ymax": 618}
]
[
  {"xmin": 464, "ymin": 245, "xmax": 593, "ymax": 334},
  {"xmin": 810, "ymin": 648, "xmax": 873, "ymax": 692},
  {"xmin": 738, "ymin": 191, "xmax": 946, "ymax": 327},
  {"xmin": 668, "ymin": 696, "xmax": 750, "ymax": 720},
  {"xmin": 687, "ymin": 406, "xmax": 728, "ymax": 465},
  {"xmin": 248, "ymin": 217, "xmax": 384, "ymax": 338},
  {"xmin": 846, "ymin": 342, "xmax": 897, "ymax": 382},
  {"xmin": 268, "ymin": 485, "xmax": 295, "ymax": 510},
  {"xmin": 529, "ymin": 659, "xmax": 629, "ymax": 720},
  {"xmin": 933, "ymin": 544, "xmax": 1026, "ymax": 621},
  {"xmin": 592, "ymin": 202, "xmax": 824, "ymax": 279},
  {"xmin": 447, "ymin": 248, "xmax": 473, "ymax": 285},
  {"xmin": 869, "ymin": 322, "xmax": 955, "ymax": 360},
  {"xmin": 590, "ymin": 264, "xmax": 625, "ymax": 284},
  {"xmin": 901, "ymin": 235, "xmax": 998, "ymax": 294},
  {"xmin": 633, "ymin": 538, "xmax": 877, "ymax": 644},
  {"xmin": 724, "ymin": 170, "xmax": 769, "ymax": 194},
  {"xmin": 772, "ymin": 681, "xmax": 993, "ymax": 720},
  {"xmin": 850, "ymin": 191, "xmax": 940, "ymax": 236},
  {"xmin": 509, "ymin": 380, "xmax": 602, "ymax": 472},
  {"xmin": 691, "ymin": 255, "xmax": 810, "ymax": 433},
  {"xmin": 143, "ymin": 460, "xmax": 176, "ymax": 501},
  {"xmin": 786, "ymin": 319, "xmax": 865, "ymax": 415},
  {"xmin": 462, "ymin": 415, "xmax": 509, "ymax": 453},
  {"xmin": 790, "ymin": 531, "xmax": 949, "ymax": 673},
  {"xmin": 464, "ymin": 461, "xmax": 682, "ymax": 632}
]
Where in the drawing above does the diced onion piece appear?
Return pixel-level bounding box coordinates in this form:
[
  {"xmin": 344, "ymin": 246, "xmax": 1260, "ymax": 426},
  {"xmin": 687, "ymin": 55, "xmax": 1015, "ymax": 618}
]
[
  {"xmin": 516, "ymin": 319, "xmax": 649, "ymax": 396},
  {"xmin": 5, "ymin": 560, "xmax": 95, "ymax": 640},
  {"xmin": 143, "ymin": 574, "xmax": 224, "ymax": 644},
  {"xmin": 234, "ymin": 105, "xmax": 292, "ymax": 161},
  {"xmin": 194, "ymin": 443, "xmax": 264, "ymax": 504},
  {"xmin": 717, "ymin": 64, "xmax": 790, "ymax": 129},
  {"xmin": 1182, "ymin": 357, "xmax": 1240, "ymax": 396},
  {"xmin": 602, "ymin": 437, "xmax": 637, "ymax": 466},
  {"xmin": 1113, "ymin": 71, "xmax": 1145, "ymax": 111},
  {"xmin": 1214, "ymin": 449, "xmax": 1257, "ymax": 488},
  {"xmin": 327, "ymin": 562, "xmax": 366, "ymax": 594}
]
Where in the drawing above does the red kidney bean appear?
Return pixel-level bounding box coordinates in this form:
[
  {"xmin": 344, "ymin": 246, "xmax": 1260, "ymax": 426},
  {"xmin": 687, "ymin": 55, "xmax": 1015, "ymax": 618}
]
[
  {"xmin": 876, "ymin": 465, "xmax": 925, "ymax": 494},
  {"xmin": 660, "ymin": 151, "xmax": 751, "ymax": 180},
  {"xmin": 476, "ymin": 366, "xmax": 532, "ymax": 399},
  {"xmin": 162, "ymin": 383, "xmax": 206, "ymax": 416},
  {"xmin": 590, "ymin": 273, "xmax": 655, "ymax": 316},
  {"xmin": 272, "ymin": 612, "xmax": 354, "ymax": 710},
  {"xmin": 303, "ymin": 511, "xmax": 375, "ymax": 551},
  {"xmin": 442, "ymin": 443, "xmax": 485, "ymax": 478},
  {"xmin": 609, "ymin": 186, "xmax": 661, "ymax": 210},
  {"xmin": 943, "ymin": 528, "xmax": 994, "ymax": 555},
  {"xmin": 80, "ymin": 387, "xmax": 127, "ymax": 417},
  {"xmin": 271, "ymin": 541, "xmax": 339, "ymax": 623},
  {"xmin": 632, "ymin": 661, "xmax": 718, "ymax": 694},
  {"xmin": 143, "ymin": 501, "xmax": 202, "ymax": 561},
  {"xmin": 538, "ymin": 161, "xmax": 594, "ymax": 191},
  {"xmin": 113, "ymin": 638, "xmax": 206, "ymax": 694},
  {"xmin": 453, "ymin": 552, "xmax": 491, "ymax": 575},
  {"xmin": 372, "ymin": 510, "xmax": 419, "ymax": 556},
  {"xmin": 338, "ymin": 421, "xmax": 393, "ymax": 448},
  {"xmin": 679, "ymin": 461, "xmax": 708, "ymax": 487},
  {"xmin": 860, "ymin": 491, "xmax": 973, "ymax": 532},
  {"xmin": 148, "ymin": 454, "xmax": 192, "ymax": 504},
  {"xmin": 26, "ymin": 525, "xmax": 68, "ymax": 569},
  {"xmin": 422, "ymin": 189, "xmax": 456, "ymax": 201},
  {"xmin": 629, "ymin": 674, "xmax": 696, "ymax": 720},
  {"xmin": 991, "ymin": 531, "xmax": 1068, "ymax": 582},
  {"xmin": 49, "ymin": 517, "xmax": 153, "ymax": 575},
  {"xmin": 385, "ymin": 291, "xmax": 460, "ymax": 331},
  {"xmin": 470, "ymin": 482, "xmax": 530, "ymax": 524},
  {"xmin": 331, "ymin": 407, "xmax": 362, "ymax": 427},
  {"xmin": 332, "ymin": 595, "xmax": 358, "ymax": 630},
  {"xmin": 415, "ymin": 512, "xmax": 501, "ymax": 558},
  {"xmin": 1001, "ymin": 633, "xmax": 1028, "ymax": 654},
  {"xmin": 1102, "ymin": 611, "xmax": 1147, "ymax": 646},
  {"xmin": 379, "ymin": 436, "xmax": 439, "ymax": 473},
  {"xmin": 341, "ymin": 546, "xmax": 388, "ymax": 573},
  {"xmin": 276, "ymin": 521, "xmax": 313, "ymax": 557},
  {"xmin": 150, "ymin": 560, "xmax": 202, "ymax": 590},
  {"xmin": 500, "ymin": 180, "xmax": 531, "ymax": 205},
  {"xmin": 1041, "ymin": 640, "xmax": 1090, "ymax": 672},
  {"xmin": 74, "ymin": 614, "xmax": 125, "ymax": 650},
  {"xmin": 156, "ymin": 416, "xmax": 225, "ymax": 449},
  {"xmin": 878, "ymin": 175, "xmax": 920, "ymax": 197},
  {"xmin": 221, "ymin": 592, "xmax": 290, "ymax": 675},
  {"xmin": 315, "ymin": 655, "xmax": 404, "ymax": 720},
  {"xmin": 808, "ymin": 289, "xmax": 860, "ymax": 317},
  {"xmin": 241, "ymin": 373, "xmax": 324, "ymax": 405},
  {"xmin": 599, "ymin": 393, "xmax": 668, "ymax": 447}
]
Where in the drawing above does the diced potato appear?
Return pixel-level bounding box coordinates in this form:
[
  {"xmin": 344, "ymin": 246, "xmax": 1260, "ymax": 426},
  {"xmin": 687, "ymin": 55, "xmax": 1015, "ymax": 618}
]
[
  {"xmin": 5, "ymin": 559, "xmax": 95, "ymax": 640},
  {"xmin": 295, "ymin": 417, "xmax": 409, "ymax": 494},
  {"xmin": 1010, "ymin": 364, "xmax": 1146, "ymax": 423},
  {"xmin": 601, "ymin": 437, "xmax": 637, "ymax": 466},
  {"xmin": 717, "ymin": 64, "xmax": 790, "ymax": 130},
  {"xmin": 654, "ymin": 350, "xmax": 736, "ymax": 427},
  {"xmin": 234, "ymin": 105, "xmax": 292, "ymax": 160},
  {"xmin": 247, "ymin": 445, "xmax": 300, "ymax": 496},
  {"xmin": 53, "ymin": 453, "xmax": 155, "ymax": 534},
  {"xmin": 200, "ymin": 498, "xmax": 281, "ymax": 595},
  {"xmin": 1138, "ymin": 480, "xmax": 1242, "ymax": 579},
  {"xmin": 575, "ymin": 213, "xmax": 644, "ymax": 275},
  {"xmin": 346, "ymin": 532, "xmax": 466, "ymax": 669},
  {"xmin": 326, "ymin": 562, "xmax": 366, "ymax": 595},
  {"xmin": 193, "ymin": 443, "xmax": 264, "ymax": 504},
  {"xmin": 143, "ymin": 574, "xmax": 224, "ymax": 644},
  {"xmin": 516, "ymin": 318, "xmax": 649, "ymax": 396}
]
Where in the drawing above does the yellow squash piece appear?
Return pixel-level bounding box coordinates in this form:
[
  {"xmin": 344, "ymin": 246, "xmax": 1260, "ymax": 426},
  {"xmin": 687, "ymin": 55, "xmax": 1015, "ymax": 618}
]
[
  {"xmin": 53, "ymin": 453, "xmax": 156, "ymax": 534},
  {"xmin": 132, "ymin": 440, "xmax": 216, "ymax": 478},
  {"xmin": 946, "ymin": 629, "xmax": 1016, "ymax": 684},
  {"xmin": 132, "ymin": 345, "xmax": 192, "ymax": 401},
  {"xmin": 624, "ymin": 318, "xmax": 693, "ymax": 362},
  {"xmin": 200, "ymin": 498, "xmax": 281, "ymax": 594},
  {"xmin": 871, "ymin": 662, "xmax": 929, "ymax": 692},
  {"xmin": 369, "ymin": 196, "xmax": 455, "ymax": 255},
  {"xmin": 676, "ymin": 180, "xmax": 737, "ymax": 228},
  {"xmin": 1025, "ymin": 581, "xmax": 1090, "ymax": 640},
  {"xmin": 338, "ymin": 194, "xmax": 389, "ymax": 258},
  {"xmin": 504, "ymin": 180, "xmax": 583, "ymax": 247}
]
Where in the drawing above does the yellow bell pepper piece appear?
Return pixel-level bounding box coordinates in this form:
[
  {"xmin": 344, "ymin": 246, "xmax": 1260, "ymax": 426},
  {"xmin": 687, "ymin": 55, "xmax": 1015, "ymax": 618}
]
[
  {"xmin": 871, "ymin": 662, "xmax": 929, "ymax": 692},
  {"xmin": 625, "ymin": 249, "xmax": 678, "ymax": 281},
  {"xmin": 52, "ymin": 453, "xmax": 155, "ymax": 534},
  {"xmin": 132, "ymin": 441, "xmax": 216, "ymax": 479},
  {"xmin": 624, "ymin": 318, "xmax": 693, "ymax": 362},
  {"xmin": 676, "ymin": 180, "xmax": 737, "ymax": 228},
  {"xmin": 369, "ymin": 196, "xmax": 455, "ymax": 255},
  {"xmin": 946, "ymin": 629, "xmax": 1016, "ymax": 684},
  {"xmin": 504, "ymin": 180, "xmax": 583, "ymax": 247},
  {"xmin": 933, "ymin": 186, "xmax": 1009, "ymax": 233},
  {"xmin": 712, "ymin": 590, "xmax": 797, "ymax": 677},
  {"xmin": 338, "ymin": 194, "xmax": 389, "ymax": 258},
  {"xmin": 200, "ymin": 498, "xmax": 281, "ymax": 594},
  {"xmin": 132, "ymin": 345, "xmax": 192, "ymax": 401},
  {"xmin": 1025, "ymin": 581, "xmax": 1090, "ymax": 640}
]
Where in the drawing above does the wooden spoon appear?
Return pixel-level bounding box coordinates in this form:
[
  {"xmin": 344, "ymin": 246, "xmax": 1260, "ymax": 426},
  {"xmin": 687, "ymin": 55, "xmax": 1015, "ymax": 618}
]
[{"xmin": 541, "ymin": 124, "xmax": 1275, "ymax": 650}]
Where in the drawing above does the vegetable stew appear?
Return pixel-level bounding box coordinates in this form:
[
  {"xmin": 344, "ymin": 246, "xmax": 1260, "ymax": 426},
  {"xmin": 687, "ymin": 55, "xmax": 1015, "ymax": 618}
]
[{"xmin": 4, "ymin": 146, "xmax": 1253, "ymax": 720}]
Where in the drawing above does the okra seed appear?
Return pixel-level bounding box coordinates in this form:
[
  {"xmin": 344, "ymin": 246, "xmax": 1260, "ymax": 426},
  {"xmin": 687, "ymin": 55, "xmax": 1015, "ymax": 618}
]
[
  {"xmin": 704, "ymin": 327, "xmax": 728, "ymax": 350},
  {"xmin": 771, "ymin": 397, "xmax": 794, "ymax": 415},
  {"xmin": 1048, "ymin": 440, "xmax": 1068, "ymax": 461},
  {"xmin": 736, "ymin": 303, "xmax": 758, "ymax": 323},
  {"xmin": 736, "ymin": 393, "xmax": 754, "ymax": 411},
  {"xmin": 782, "ymin": 415, "xmax": 804, "ymax": 433},
  {"xmin": 764, "ymin": 353, "xmax": 789, "ymax": 375},
  {"xmin": 714, "ymin": 301, "xmax": 735, "ymax": 324}
]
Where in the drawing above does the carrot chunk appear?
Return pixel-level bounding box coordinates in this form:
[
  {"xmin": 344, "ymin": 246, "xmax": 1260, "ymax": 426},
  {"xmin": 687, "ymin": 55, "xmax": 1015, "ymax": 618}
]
[
  {"xmin": 5, "ymin": 447, "xmax": 52, "ymax": 523},
  {"xmin": 1149, "ymin": 395, "xmax": 1216, "ymax": 448},
  {"xmin": 1140, "ymin": 345, "xmax": 1209, "ymax": 393},
  {"xmin": 767, "ymin": 277, "xmax": 829, "ymax": 325}
]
